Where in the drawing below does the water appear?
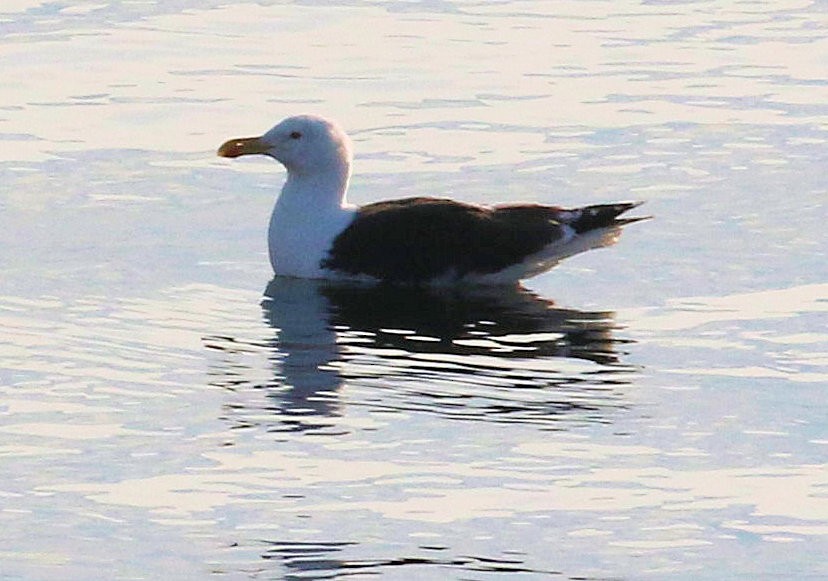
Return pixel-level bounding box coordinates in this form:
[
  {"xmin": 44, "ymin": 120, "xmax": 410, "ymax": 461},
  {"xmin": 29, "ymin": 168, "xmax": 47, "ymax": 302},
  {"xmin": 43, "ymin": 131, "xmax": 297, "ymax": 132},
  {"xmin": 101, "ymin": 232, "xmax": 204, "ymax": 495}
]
[{"xmin": 1, "ymin": 1, "xmax": 826, "ymax": 579}]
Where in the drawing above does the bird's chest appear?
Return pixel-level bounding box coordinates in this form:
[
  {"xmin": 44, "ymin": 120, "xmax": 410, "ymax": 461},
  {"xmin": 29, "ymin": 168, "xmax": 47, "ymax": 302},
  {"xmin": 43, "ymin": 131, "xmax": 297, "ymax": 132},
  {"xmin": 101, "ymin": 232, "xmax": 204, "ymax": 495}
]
[{"xmin": 267, "ymin": 205, "xmax": 354, "ymax": 278}]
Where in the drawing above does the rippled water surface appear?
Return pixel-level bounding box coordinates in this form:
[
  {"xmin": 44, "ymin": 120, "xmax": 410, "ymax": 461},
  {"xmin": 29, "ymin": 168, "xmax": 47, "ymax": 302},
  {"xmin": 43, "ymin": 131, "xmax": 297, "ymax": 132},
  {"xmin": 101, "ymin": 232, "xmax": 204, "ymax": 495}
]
[{"xmin": 1, "ymin": 1, "xmax": 826, "ymax": 579}]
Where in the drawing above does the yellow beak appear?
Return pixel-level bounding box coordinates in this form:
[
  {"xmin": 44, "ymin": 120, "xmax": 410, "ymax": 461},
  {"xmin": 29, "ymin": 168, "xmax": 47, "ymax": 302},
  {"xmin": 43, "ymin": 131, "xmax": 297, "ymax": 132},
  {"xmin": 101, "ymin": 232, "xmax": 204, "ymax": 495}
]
[{"xmin": 217, "ymin": 136, "xmax": 269, "ymax": 158}]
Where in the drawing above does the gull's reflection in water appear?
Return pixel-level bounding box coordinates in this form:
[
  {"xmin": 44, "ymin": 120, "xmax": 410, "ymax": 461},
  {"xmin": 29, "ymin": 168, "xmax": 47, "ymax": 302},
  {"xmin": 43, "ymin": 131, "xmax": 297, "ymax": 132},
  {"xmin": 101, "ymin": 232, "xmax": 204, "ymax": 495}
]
[
  {"xmin": 207, "ymin": 278, "xmax": 635, "ymax": 434},
  {"xmin": 258, "ymin": 540, "xmax": 560, "ymax": 579}
]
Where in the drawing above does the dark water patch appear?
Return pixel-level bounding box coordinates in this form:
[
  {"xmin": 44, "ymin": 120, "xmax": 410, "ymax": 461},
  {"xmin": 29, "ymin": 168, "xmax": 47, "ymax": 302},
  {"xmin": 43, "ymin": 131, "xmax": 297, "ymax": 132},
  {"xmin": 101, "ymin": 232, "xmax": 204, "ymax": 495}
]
[
  {"xmin": 256, "ymin": 539, "xmax": 568, "ymax": 580},
  {"xmin": 205, "ymin": 279, "xmax": 637, "ymax": 435}
]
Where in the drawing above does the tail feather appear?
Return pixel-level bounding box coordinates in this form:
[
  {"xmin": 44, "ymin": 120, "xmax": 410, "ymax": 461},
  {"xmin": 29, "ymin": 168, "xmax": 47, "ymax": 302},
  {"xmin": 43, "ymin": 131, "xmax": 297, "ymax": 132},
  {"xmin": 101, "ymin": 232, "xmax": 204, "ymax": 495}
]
[{"xmin": 567, "ymin": 201, "xmax": 649, "ymax": 234}]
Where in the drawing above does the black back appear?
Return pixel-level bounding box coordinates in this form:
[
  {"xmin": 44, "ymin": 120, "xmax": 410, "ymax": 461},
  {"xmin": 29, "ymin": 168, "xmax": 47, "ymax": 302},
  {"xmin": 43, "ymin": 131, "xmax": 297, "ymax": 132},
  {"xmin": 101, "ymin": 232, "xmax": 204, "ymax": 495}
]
[{"xmin": 321, "ymin": 197, "xmax": 565, "ymax": 283}]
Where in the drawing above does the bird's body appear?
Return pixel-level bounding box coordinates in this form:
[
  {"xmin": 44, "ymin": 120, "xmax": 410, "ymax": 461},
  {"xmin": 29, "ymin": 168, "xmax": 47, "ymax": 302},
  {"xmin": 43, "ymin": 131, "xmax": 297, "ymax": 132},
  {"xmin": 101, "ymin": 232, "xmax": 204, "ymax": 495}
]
[{"xmin": 218, "ymin": 115, "xmax": 647, "ymax": 285}]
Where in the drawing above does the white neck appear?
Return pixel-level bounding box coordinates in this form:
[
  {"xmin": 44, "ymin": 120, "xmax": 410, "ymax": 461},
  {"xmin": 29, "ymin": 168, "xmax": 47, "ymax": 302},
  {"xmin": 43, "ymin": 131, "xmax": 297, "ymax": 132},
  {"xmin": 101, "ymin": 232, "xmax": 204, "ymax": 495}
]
[
  {"xmin": 268, "ymin": 165, "xmax": 356, "ymax": 278},
  {"xmin": 278, "ymin": 165, "xmax": 350, "ymax": 211}
]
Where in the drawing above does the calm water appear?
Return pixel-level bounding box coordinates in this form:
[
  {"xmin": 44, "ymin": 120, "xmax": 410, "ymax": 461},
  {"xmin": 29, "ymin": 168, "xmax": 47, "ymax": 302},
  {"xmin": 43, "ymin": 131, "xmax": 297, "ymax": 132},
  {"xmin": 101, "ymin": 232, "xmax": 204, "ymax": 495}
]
[{"xmin": 1, "ymin": 1, "xmax": 826, "ymax": 579}]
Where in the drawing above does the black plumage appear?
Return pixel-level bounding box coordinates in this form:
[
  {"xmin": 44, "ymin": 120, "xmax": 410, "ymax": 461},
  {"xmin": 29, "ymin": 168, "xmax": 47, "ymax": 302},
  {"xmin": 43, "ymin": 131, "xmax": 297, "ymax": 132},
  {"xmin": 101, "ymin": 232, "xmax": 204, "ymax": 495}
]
[{"xmin": 321, "ymin": 197, "xmax": 644, "ymax": 284}]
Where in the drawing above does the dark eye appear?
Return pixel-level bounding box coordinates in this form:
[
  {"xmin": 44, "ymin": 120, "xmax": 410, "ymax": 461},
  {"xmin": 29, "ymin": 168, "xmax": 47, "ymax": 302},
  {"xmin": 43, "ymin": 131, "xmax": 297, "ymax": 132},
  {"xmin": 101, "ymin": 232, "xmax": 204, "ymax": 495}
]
[{"xmin": 289, "ymin": 131, "xmax": 302, "ymax": 140}]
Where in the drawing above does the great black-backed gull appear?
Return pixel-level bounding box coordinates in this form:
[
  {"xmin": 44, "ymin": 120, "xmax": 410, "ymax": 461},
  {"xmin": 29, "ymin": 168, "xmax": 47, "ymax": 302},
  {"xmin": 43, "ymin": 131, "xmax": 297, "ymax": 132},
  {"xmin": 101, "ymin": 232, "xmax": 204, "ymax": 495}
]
[{"xmin": 218, "ymin": 115, "xmax": 647, "ymax": 285}]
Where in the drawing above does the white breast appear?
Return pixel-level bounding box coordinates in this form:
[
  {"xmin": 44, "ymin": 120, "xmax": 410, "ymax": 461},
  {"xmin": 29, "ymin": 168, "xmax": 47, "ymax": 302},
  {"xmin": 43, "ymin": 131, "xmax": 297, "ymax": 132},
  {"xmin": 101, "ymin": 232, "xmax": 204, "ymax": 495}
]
[{"xmin": 268, "ymin": 202, "xmax": 356, "ymax": 278}]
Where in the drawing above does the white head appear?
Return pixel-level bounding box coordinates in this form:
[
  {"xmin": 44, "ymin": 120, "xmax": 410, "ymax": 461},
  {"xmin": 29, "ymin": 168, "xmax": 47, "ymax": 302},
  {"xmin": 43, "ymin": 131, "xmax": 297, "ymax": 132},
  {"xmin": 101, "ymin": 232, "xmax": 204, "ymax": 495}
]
[{"xmin": 218, "ymin": 115, "xmax": 352, "ymax": 178}]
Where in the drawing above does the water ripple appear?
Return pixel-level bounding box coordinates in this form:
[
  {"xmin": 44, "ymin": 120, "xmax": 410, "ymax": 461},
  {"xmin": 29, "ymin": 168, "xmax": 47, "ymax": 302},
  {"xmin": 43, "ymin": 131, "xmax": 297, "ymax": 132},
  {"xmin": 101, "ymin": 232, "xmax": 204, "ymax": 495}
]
[
  {"xmin": 257, "ymin": 539, "xmax": 564, "ymax": 579},
  {"xmin": 204, "ymin": 279, "xmax": 637, "ymax": 434}
]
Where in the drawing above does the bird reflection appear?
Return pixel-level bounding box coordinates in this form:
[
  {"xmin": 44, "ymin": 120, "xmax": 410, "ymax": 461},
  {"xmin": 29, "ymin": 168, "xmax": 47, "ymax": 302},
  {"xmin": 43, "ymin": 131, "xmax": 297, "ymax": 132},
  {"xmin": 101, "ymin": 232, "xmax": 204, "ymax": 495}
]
[
  {"xmin": 259, "ymin": 539, "xmax": 557, "ymax": 579},
  {"xmin": 206, "ymin": 278, "xmax": 635, "ymax": 434},
  {"xmin": 319, "ymin": 282, "xmax": 622, "ymax": 365}
]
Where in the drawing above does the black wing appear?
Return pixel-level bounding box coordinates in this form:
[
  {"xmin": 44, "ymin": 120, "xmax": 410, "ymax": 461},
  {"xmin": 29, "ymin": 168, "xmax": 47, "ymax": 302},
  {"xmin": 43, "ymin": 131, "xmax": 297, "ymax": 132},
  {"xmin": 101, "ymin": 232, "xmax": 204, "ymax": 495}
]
[{"xmin": 321, "ymin": 197, "xmax": 565, "ymax": 283}]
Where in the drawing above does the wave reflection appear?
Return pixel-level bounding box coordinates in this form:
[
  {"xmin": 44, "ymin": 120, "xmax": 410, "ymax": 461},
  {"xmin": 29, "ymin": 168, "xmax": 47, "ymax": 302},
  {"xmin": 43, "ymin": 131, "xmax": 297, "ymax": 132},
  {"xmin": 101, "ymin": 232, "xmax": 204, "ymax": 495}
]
[
  {"xmin": 258, "ymin": 539, "xmax": 559, "ymax": 579},
  {"xmin": 205, "ymin": 279, "xmax": 637, "ymax": 434}
]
